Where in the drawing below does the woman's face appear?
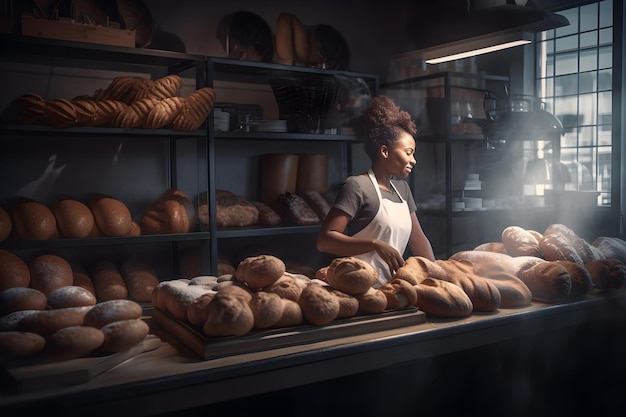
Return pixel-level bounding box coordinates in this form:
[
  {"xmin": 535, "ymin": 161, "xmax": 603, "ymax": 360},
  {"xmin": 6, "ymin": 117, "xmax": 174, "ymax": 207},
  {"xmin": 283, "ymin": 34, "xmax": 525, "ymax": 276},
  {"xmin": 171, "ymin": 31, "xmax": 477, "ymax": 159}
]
[{"xmin": 383, "ymin": 131, "xmax": 416, "ymax": 179}]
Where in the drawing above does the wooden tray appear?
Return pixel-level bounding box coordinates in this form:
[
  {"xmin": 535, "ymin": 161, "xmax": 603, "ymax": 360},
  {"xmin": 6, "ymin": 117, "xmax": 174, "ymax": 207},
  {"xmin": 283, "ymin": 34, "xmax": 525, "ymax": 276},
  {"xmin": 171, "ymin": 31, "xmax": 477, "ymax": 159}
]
[
  {"xmin": 2, "ymin": 335, "xmax": 161, "ymax": 393},
  {"xmin": 152, "ymin": 307, "xmax": 426, "ymax": 360}
]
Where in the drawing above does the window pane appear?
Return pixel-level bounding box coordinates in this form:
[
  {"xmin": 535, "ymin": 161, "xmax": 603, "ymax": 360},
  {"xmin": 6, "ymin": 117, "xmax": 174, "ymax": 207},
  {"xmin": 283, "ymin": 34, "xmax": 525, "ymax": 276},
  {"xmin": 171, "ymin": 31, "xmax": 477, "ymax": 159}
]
[
  {"xmin": 580, "ymin": 31, "xmax": 597, "ymax": 48},
  {"xmin": 578, "ymin": 93, "xmax": 596, "ymax": 125},
  {"xmin": 577, "ymin": 147, "xmax": 595, "ymax": 190},
  {"xmin": 555, "ymin": 35, "xmax": 578, "ymax": 52},
  {"xmin": 580, "ymin": 3, "xmax": 599, "ymax": 31},
  {"xmin": 598, "ymin": 45, "xmax": 612, "ymax": 69},
  {"xmin": 555, "ymin": 73, "xmax": 579, "ymax": 95},
  {"xmin": 555, "ymin": 96, "xmax": 578, "ymax": 119},
  {"xmin": 598, "ymin": 69, "xmax": 612, "ymax": 91},
  {"xmin": 560, "ymin": 146, "xmax": 578, "ymax": 163},
  {"xmin": 556, "ymin": 8, "xmax": 579, "ymax": 37},
  {"xmin": 598, "ymin": 123, "xmax": 611, "ymax": 145},
  {"xmin": 598, "ymin": 90, "xmax": 612, "ymax": 115},
  {"xmin": 580, "ymin": 47, "xmax": 597, "ymax": 71},
  {"xmin": 579, "ymin": 71, "xmax": 596, "ymax": 94},
  {"xmin": 555, "ymin": 51, "xmax": 578, "ymax": 75},
  {"xmin": 599, "ymin": 27, "xmax": 612, "ymax": 46},
  {"xmin": 599, "ymin": 0, "xmax": 613, "ymax": 28},
  {"xmin": 579, "ymin": 126, "xmax": 594, "ymax": 146}
]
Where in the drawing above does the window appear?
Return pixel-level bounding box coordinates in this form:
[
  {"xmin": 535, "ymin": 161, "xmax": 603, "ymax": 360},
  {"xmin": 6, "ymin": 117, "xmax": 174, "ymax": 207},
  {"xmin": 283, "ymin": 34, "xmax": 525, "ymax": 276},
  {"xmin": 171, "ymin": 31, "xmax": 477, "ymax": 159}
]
[{"xmin": 535, "ymin": 0, "xmax": 614, "ymax": 206}]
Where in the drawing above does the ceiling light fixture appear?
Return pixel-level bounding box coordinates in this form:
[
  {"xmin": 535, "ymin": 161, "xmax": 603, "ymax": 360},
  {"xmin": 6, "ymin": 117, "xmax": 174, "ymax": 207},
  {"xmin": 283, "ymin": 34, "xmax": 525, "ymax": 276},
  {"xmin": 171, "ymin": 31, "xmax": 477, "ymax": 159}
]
[{"xmin": 423, "ymin": 31, "xmax": 533, "ymax": 64}]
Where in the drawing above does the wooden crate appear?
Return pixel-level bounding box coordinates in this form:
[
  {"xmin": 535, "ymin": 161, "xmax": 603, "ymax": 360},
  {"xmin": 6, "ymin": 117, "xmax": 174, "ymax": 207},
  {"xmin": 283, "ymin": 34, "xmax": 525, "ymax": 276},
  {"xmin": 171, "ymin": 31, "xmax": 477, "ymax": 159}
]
[{"xmin": 21, "ymin": 14, "xmax": 135, "ymax": 47}]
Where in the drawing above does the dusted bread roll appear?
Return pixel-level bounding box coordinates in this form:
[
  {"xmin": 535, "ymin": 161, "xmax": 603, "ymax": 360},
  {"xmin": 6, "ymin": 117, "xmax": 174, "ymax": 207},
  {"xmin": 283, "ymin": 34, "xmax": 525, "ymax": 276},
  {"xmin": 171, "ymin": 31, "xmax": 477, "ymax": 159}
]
[
  {"xmin": 413, "ymin": 278, "xmax": 473, "ymax": 318},
  {"xmin": 298, "ymin": 283, "xmax": 340, "ymax": 325},
  {"xmin": 47, "ymin": 285, "xmax": 97, "ymax": 309},
  {"xmin": 0, "ymin": 310, "xmax": 39, "ymax": 332},
  {"xmin": 236, "ymin": 255, "xmax": 286, "ymax": 291},
  {"xmin": 0, "ymin": 249, "xmax": 31, "ymax": 290},
  {"xmin": 325, "ymin": 257, "xmax": 378, "ymax": 295},
  {"xmin": 187, "ymin": 292, "xmax": 215, "ymax": 327},
  {"xmin": 274, "ymin": 298, "xmax": 304, "ymax": 327},
  {"xmin": 99, "ymin": 319, "xmax": 150, "ymax": 353},
  {"xmin": 0, "ymin": 287, "xmax": 47, "ymax": 315},
  {"xmin": 593, "ymin": 237, "xmax": 626, "ymax": 264},
  {"xmin": 265, "ymin": 273, "xmax": 303, "ymax": 301},
  {"xmin": 11, "ymin": 200, "xmax": 58, "ymax": 241},
  {"xmin": 87, "ymin": 194, "xmax": 132, "ymax": 237},
  {"xmin": 329, "ymin": 288, "xmax": 359, "ymax": 318},
  {"xmin": 394, "ymin": 256, "xmax": 447, "ymax": 285},
  {"xmin": 46, "ymin": 325, "xmax": 105, "ymax": 360},
  {"xmin": 0, "ymin": 331, "xmax": 46, "ymax": 359},
  {"xmin": 19, "ymin": 307, "xmax": 90, "ymax": 337},
  {"xmin": 29, "ymin": 254, "xmax": 73, "ymax": 296},
  {"xmin": 202, "ymin": 286, "xmax": 255, "ymax": 337},
  {"xmin": 52, "ymin": 198, "xmax": 95, "ymax": 239},
  {"xmin": 249, "ymin": 291, "xmax": 285, "ymax": 329},
  {"xmin": 83, "ymin": 299, "xmax": 143, "ymax": 328},
  {"xmin": 501, "ymin": 226, "xmax": 542, "ymax": 257}
]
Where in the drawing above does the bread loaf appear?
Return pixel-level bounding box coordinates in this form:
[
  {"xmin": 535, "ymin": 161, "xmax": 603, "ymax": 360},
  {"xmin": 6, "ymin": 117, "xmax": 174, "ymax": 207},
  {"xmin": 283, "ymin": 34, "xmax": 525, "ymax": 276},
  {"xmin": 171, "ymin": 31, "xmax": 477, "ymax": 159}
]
[
  {"xmin": 89, "ymin": 99, "xmax": 128, "ymax": 126},
  {"xmin": 517, "ymin": 261, "xmax": 572, "ymax": 300},
  {"xmin": 265, "ymin": 274, "xmax": 303, "ymax": 301},
  {"xmin": 91, "ymin": 260, "xmax": 128, "ymax": 301},
  {"xmin": 99, "ymin": 76, "xmax": 153, "ymax": 104},
  {"xmin": 87, "ymin": 194, "xmax": 132, "ymax": 237},
  {"xmin": 111, "ymin": 97, "xmax": 159, "ymax": 128},
  {"xmin": 394, "ymin": 256, "xmax": 447, "ymax": 285},
  {"xmin": 72, "ymin": 267, "xmax": 96, "ymax": 295},
  {"xmin": 211, "ymin": 189, "xmax": 259, "ymax": 228},
  {"xmin": 19, "ymin": 307, "xmax": 90, "ymax": 337},
  {"xmin": 0, "ymin": 331, "xmax": 46, "ymax": 359},
  {"xmin": 45, "ymin": 98, "xmax": 78, "ymax": 128},
  {"xmin": 164, "ymin": 283, "xmax": 213, "ymax": 320},
  {"xmin": 413, "ymin": 278, "xmax": 473, "ymax": 318},
  {"xmin": 4, "ymin": 93, "xmax": 47, "ymax": 124},
  {"xmin": 325, "ymin": 257, "xmax": 377, "ymax": 295},
  {"xmin": 593, "ymin": 237, "xmax": 626, "ymax": 264},
  {"xmin": 250, "ymin": 201, "xmax": 282, "ymax": 226},
  {"xmin": 435, "ymin": 259, "xmax": 501, "ymax": 312},
  {"xmin": 501, "ymin": 226, "xmax": 542, "ymax": 257},
  {"xmin": 11, "ymin": 200, "xmax": 58, "ymax": 241},
  {"xmin": 52, "ymin": 198, "xmax": 95, "ymax": 239},
  {"xmin": 300, "ymin": 190, "xmax": 331, "ymax": 220},
  {"xmin": 355, "ymin": 287, "xmax": 387, "ymax": 314},
  {"xmin": 171, "ymin": 87, "xmax": 216, "ymax": 131},
  {"xmin": 187, "ymin": 292, "xmax": 215, "ymax": 327},
  {"xmin": 539, "ymin": 234, "xmax": 584, "ymax": 264},
  {"xmin": 0, "ymin": 206, "xmax": 11, "ymax": 242},
  {"xmin": 29, "ymin": 254, "xmax": 73, "ymax": 296},
  {"xmin": 119, "ymin": 257, "xmax": 160, "ymax": 302},
  {"xmin": 141, "ymin": 189, "xmax": 196, "ymax": 234},
  {"xmin": 47, "ymin": 285, "xmax": 97, "ymax": 309},
  {"xmin": 142, "ymin": 74, "xmax": 182, "ymax": 100},
  {"xmin": 462, "ymin": 261, "xmax": 532, "ymax": 307},
  {"xmin": 249, "ymin": 291, "xmax": 285, "ymax": 329},
  {"xmin": 0, "ymin": 287, "xmax": 47, "ymax": 315},
  {"xmin": 277, "ymin": 192, "xmax": 320, "ymax": 225},
  {"xmin": 585, "ymin": 258, "xmax": 626, "ymax": 290},
  {"xmin": 328, "ymin": 288, "xmax": 359, "ymax": 318},
  {"xmin": 235, "ymin": 255, "xmax": 286, "ymax": 291},
  {"xmin": 83, "ymin": 299, "xmax": 143, "ymax": 328},
  {"xmin": 554, "ymin": 260, "xmax": 593, "ymax": 297},
  {"xmin": 274, "ymin": 298, "xmax": 304, "ymax": 327},
  {"xmin": 473, "ymin": 242, "xmax": 508, "ymax": 254},
  {"xmin": 99, "ymin": 319, "xmax": 150, "ymax": 353},
  {"xmin": 0, "ymin": 249, "xmax": 31, "ymax": 290},
  {"xmin": 0, "ymin": 310, "xmax": 39, "ymax": 332},
  {"xmin": 46, "ymin": 325, "xmax": 105, "ymax": 360},
  {"xmin": 298, "ymin": 283, "xmax": 340, "ymax": 325},
  {"xmin": 143, "ymin": 96, "xmax": 184, "ymax": 129},
  {"xmin": 202, "ymin": 287, "xmax": 254, "ymax": 337},
  {"xmin": 379, "ymin": 278, "xmax": 418, "ymax": 310},
  {"xmin": 71, "ymin": 99, "xmax": 99, "ymax": 126}
]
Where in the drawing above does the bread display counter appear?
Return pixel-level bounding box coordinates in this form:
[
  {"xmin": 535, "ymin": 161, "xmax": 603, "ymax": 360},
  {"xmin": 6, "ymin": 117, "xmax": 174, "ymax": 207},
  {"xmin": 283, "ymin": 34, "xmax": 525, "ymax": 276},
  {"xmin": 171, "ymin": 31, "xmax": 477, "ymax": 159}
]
[{"xmin": 1, "ymin": 290, "xmax": 625, "ymax": 416}]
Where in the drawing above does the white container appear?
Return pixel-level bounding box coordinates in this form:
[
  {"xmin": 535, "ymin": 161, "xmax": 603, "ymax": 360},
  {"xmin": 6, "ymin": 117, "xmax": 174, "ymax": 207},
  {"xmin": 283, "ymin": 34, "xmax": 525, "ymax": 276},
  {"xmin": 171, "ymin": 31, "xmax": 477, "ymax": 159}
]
[{"xmin": 214, "ymin": 110, "xmax": 230, "ymax": 132}]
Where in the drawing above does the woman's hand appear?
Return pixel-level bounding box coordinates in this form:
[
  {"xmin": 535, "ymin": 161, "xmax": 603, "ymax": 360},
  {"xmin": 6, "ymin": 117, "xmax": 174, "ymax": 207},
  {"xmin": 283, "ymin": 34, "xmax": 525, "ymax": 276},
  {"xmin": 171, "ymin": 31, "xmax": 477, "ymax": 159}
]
[{"xmin": 373, "ymin": 239, "xmax": 405, "ymax": 275}]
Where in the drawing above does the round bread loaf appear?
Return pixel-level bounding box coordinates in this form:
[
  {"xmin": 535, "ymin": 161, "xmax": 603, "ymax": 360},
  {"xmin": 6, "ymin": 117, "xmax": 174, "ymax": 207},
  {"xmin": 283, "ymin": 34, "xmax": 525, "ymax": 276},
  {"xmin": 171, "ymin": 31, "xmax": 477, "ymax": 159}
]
[
  {"xmin": 265, "ymin": 274, "xmax": 303, "ymax": 301},
  {"xmin": 0, "ymin": 309, "xmax": 39, "ymax": 331},
  {"xmin": 539, "ymin": 234, "xmax": 584, "ymax": 264},
  {"xmin": 52, "ymin": 198, "xmax": 95, "ymax": 239},
  {"xmin": 119, "ymin": 257, "xmax": 160, "ymax": 302},
  {"xmin": 298, "ymin": 283, "xmax": 340, "ymax": 326},
  {"xmin": 83, "ymin": 299, "xmax": 143, "ymax": 328},
  {"xmin": 0, "ymin": 206, "xmax": 11, "ymax": 242},
  {"xmin": 329, "ymin": 288, "xmax": 359, "ymax": 318},
  {"xmin": 87, "ymin": 194, "xmax": 132, "ymax": 237},
  {"xmin": 11, "ymin": 200, "xmax": 58, "ymax": 241},
  {"xmin": 91, "ymin": 260, "xmax": 128, "ymax": 301},
  {"xmin": 151, "ymin": 279, "xmax": 189, "ymax": 309},
  {"xmin": 46, "ymin": 325, "xmax": 105, "ymax": 360},
  {"xmin": 19, "ymin": 307, "xmax": 90, "ymax": 337},
  {"xmin": 163, "ymin": 283, "xmax": 213, "ymax": 320},
  {"xmin": 0, "ymin": 331, "xmax": 46, "ymax": 359},
  {"xmin": 99, "ymin": 319, "xmax": 150, "ymax": 353},
  {"xmin": 127, "ymin": 221, "xmax": 142, "ymax": 236},
  {"xmin": 274, "ymin": 298, "xmax": 303, "ymax": 327},
  {"xmin": 249, "ymin": 291, "xmax": 284, "ymax": 329},
  {"xmin": 0, "ymin": 249, "xmax": 31, "ymax": 290},
  {"xmin": 380, "ymin": 278, "xmax": 418, "ymax": 310},
  {"xmin": 202, "ymin": 289, "xmax": 254, "ymax": 337},
  {"xmin": 187, "ymin": 292, "xmax": 215, "ymax": 327},
  {"xmin": 29, "ymin": 254, "xmax": 73, "ymax": 296},
  {"xmin": 355, "ymin": 287, "xmax": 387, "ymax": 314},
  {"xmin": 235, "ymin": 255, "xmax": 286, "ymax": 291},
  {"xmin": 502, "ymin": 225, "xmax": 542, "ymax": 257},
  {"xmin": 394, "ymin": 256, "xmax": 447, "ymax": 285},
  {"xmin": 47, "ymin": 285, "xmax": 97, "ymax": 309},
  {"xmin": 0, "ymin": 287, "xmax": 47, "ymax": 315},
  {"xmin": 325, "ymin": 257, "xmax": 377, "ymax": 295}
]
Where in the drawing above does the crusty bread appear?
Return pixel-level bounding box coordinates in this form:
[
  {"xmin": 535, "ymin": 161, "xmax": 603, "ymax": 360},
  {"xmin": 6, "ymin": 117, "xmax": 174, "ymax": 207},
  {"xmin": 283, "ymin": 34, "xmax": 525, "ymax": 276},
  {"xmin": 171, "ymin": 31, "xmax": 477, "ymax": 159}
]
[
  {"xmin": 46, "ymin": 325, "xmax": 105, "ymax": 360},
  {"xmin": 539, "ymin": 233, "xmax": 584, "ymax": 264},
  {"xmin": 325, "ymin": 257, "xmax": 377, "ymax": 295},
  {"xmin": 45, "ymin": 98, "xmax": 78, "ymax": 127},
  {"xmin": 202, "ymin": 288, "xmax": 254, "ymax": 337},
  {"xmin": 502, "ymin": 226, "xmax": 542, "ymax": 257},
  {"xmin": 593, "ymin": 237, "xmax": 626, "ymax": 264},
  {"xmin": 554, "ymin": 260, "xmax": 593, "ymax": 297},
  {"xmin": 171, "ymin": 87, "xmax": 216, "ymax": 131},
  {"xmin": 4, "ymin": 93, "xmax": 47, "ymax": 124},
  {"xmin": 517, "ymin": 261, "xmax": 572, "ymax": 300},
  {"xmin": 250, "ymin": 201, "xmax": 282, "ymax": 226},
  {"xmin": 379, "ymin": 278, "xmax": 418, "ymax": 310},
  {"xmin": 83, "ymin": 299, "xmax": 142, "ymax": 328},
  {"xmin": 210, "ymin": 189, "xmax": 259, "ymax": 228},
  {"xmin": 90, "ymin": 260, "xmax": 129, "ymax": 301},
  {"xmin": 265, "ymin": 273, "xmax": 303, "ymax": 301},
  {"xmin": 298, "ymin": 283, "xmax": 340, "ymax": 325},
  {"xmin": 99, "ymin": 319, "xmax": 150, "ymax": 353},
  {"xmin": 11, "ymin": 200, "xmax": 58, "ymax": 241},
  {"xmin": 274, "ymin": 298, "xmax": 303, "ymax": 327},
  {"xmin": 585, "ymin": 258, "xmax": 626, "ymax": 290},
  {"xmin": 473, "ymin": 242, "xmax": 509, "ymax": 254},
  {"xmin": 462, "ymin": 261, "xmax": 532, "ymax": 307},
  {"xmin": 0, "ymin": 331, "xmax": 46, "ymax": 359},
  {"xmin": 87, "ymin": 194, "xmax": 132, "ymax": 237},
  {"xmin": 141, "ymin": 189, "xmax": 196, "ymax": 235},
  {"xmin": 0, "ymin": 287, "xmax": 47, "ymax": 315},
  {"xmin": 0, "ymin": 248, "xmax": 31, "ymax": 290},
  {"xmin": 435, "ymin": 259, "xmax": 501, "ymax": 312},
  {"xmin": 19, "ymin": 307, "xmax": 90, "ymax": 337},
  {"xmin": 235, "ymin": 254, "xmax": 286, "ymax": 291},
  {"xmin": 99, "ymin": 76, "xmax": 153, "ymax": 104},
  {"xmin": 187, "ymin": 292, "xmax": 215, "ymax": 327},
  {"xmin": 110, "ymin": 97, "xmax": 159, "ymax": 128},
  {"xmin": 143, "ymin": 96, "xmax": 184, "ymax": 129},
  {"xmin": 249, "ymin": 291, "xmax": 284, "ymax": 329},
  {"xmin": 142, "ymin": 74, "xmax": 182, "ymax": 100},
  {"xmin": 413, "ymin": 278, "xmax": 473, "ymax": 318},
  {"xmin": 47, "ymin": 285, "xmax": 97, "ymax": 309},
  {"xmin": 328, "ymin": 287, "xmax": 359, "ymax": 318},
  {"xmin": 52, "ymin": 198, "xmax": 95, "ymax": 239},
  {"xmin": 394, "ymin": 256, "xmax": 447, "ymax": 285},
  {"xmin": 71, "ymin": 99, "xmax": 99, "ymax": 126},
  {"xmin": 355, "ymin": 287, "xmax": 387, "ymax": 314},
  {"xmin": 119, "ymin": 257, "xmax": 160, "ymax": 302},
  {"xmin": 29, "ymin": 254, "xmax": 73, "ymax": 296}
]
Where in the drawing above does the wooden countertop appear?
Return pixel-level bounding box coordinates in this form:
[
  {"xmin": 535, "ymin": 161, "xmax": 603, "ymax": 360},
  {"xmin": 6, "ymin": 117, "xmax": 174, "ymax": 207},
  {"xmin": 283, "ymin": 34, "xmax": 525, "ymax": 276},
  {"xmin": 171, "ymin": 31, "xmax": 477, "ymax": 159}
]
[{"xmin": 2, "ymin": 291, "xmax": 625, "ymax": 416}]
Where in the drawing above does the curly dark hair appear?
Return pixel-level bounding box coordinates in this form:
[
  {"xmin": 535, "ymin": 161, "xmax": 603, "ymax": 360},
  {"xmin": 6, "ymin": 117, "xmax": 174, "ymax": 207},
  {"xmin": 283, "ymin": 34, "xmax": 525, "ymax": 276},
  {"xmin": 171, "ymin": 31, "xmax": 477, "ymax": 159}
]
[{"xmin": 353, "ymin": 95, "xmax": 416, "ymax": 160}]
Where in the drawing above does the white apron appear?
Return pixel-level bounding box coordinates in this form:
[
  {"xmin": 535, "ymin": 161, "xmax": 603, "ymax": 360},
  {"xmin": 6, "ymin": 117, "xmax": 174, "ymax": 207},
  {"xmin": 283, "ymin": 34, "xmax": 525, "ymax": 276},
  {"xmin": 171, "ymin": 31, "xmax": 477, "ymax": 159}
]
[{"xmin": 353, "ymin": 169, "xmax": 412, "ymax": 286}]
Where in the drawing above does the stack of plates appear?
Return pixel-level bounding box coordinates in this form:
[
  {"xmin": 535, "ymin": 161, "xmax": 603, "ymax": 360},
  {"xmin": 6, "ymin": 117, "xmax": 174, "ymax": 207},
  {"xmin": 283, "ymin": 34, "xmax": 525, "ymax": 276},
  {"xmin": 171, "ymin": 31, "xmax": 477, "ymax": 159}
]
[
  {"xmin": 250, "ymin": 120, "xmax": 288, "ymax": 132},
  {"xmin": 214, "ymin": 109, "xmax": 230, "ymax": 131}
]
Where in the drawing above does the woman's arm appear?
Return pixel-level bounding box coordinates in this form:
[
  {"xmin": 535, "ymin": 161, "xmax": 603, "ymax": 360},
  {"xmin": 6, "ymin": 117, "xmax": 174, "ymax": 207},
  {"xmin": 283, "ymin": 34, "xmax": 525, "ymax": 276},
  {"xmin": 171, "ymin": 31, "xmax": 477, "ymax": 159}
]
[{"xmin": 407, "ymin": 211, "xmax": 436, "ymax": 261}]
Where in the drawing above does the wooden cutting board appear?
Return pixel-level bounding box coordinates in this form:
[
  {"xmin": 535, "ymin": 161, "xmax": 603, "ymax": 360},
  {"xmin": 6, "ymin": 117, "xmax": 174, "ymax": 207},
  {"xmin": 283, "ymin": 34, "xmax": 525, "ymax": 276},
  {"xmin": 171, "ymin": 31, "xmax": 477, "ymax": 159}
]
[
  {"xmin": 2, "ymin": 335, "xmax": 161, "ymax": 393},
  {"xmin": 152, "ymin": 307, "xmax": 426, "ymax": 360}
]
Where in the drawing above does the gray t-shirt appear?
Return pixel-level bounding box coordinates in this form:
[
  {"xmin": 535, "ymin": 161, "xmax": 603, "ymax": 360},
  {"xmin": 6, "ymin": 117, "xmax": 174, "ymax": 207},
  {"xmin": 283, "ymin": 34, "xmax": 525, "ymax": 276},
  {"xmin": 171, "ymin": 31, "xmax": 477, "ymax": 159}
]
[{"xmin": 331, "ymin": 174, "xmax": 417, "ymax": 236}]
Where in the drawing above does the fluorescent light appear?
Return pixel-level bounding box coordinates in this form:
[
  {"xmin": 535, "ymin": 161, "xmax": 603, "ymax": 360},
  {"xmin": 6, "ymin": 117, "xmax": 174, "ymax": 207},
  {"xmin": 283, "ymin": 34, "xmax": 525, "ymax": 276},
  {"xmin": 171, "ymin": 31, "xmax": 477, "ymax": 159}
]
[{"xmin": 423, "ymin": 31, "xmax": 534, "ymax": 65}]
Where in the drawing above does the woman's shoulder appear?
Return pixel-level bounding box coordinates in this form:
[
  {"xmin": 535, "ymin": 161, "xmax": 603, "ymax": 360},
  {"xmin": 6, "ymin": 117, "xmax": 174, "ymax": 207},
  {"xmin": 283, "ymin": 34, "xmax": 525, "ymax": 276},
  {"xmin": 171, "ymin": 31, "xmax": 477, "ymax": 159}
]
[{"xmin": 343, "ymin": 173, "xmax": 371, "ymax": 189}]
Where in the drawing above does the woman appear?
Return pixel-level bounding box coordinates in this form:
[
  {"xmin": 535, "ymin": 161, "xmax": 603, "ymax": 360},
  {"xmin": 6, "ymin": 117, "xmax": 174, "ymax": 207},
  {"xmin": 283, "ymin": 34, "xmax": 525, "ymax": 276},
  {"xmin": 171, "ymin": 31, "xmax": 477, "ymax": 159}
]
[{"xmin": 317, "ymin": 95, "xmax": 435, "ymax": 286}]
